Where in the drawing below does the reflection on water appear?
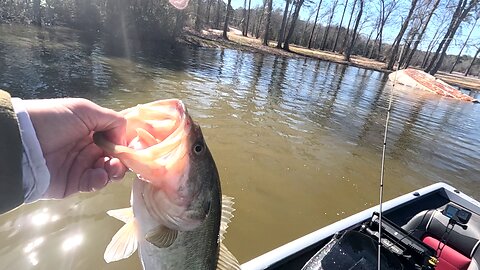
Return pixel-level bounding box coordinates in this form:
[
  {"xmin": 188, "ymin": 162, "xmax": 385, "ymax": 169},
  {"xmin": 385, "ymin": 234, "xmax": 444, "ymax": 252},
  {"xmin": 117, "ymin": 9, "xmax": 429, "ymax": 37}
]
[{"xmin": 1, "ymin": 24, "xmax": 480, "ymax": 268}]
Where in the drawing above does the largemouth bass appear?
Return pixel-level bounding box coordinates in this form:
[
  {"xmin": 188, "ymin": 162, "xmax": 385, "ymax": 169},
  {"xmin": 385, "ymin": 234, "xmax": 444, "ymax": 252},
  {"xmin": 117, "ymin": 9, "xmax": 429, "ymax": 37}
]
[{"xmin": 94, "ymin": 99, "xmax": 240, "ymax": 270}]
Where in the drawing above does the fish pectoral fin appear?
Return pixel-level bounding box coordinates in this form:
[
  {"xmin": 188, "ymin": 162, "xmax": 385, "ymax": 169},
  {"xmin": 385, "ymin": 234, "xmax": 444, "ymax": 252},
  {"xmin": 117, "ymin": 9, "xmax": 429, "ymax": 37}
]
[
  {"xmin": 145, "ymin": 225, "xmax": 178, "ymax": 248},
  {"xmin": 104, "ymin": 218, "xmax": 138, "ymax": 263},
  {"xmin": 219, "ymin": 195, "xmax": 235, "ymax": 242},
  {"xmin": 217, "ymin": 242, "xmax": 241, "ymax": 270}
]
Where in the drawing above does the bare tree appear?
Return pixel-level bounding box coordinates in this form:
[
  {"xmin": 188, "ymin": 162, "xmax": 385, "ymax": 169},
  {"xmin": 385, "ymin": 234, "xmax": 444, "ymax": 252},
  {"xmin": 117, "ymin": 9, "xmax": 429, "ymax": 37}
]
[
  {"xmin": 263, "ymin": 0, "xmax": 273, "ymax": 46},
  {"xmin": 277, "ymin": 0, "xmax": 291, "ymax": 48},
  {"xmin": 449, "ymin": 16, "xmax": 478, "ymax": 72},
  {"xmin": 195, "ymin": 0, "xmax": 203, "ymax": 31},
  {"xmin": 425, "ymin": 0, "xmax": 479, "ymax": 75},
  {"xmin": 363, "ymin": 27, "xmax": 375, "ymax": 56},
  {"xmin": 465, "ymin": 45, "xmax": 480, "ymax": 76},
  {"xmin": 308, "ymin": 0, "xmax": 324, "ymax": 49},
  {"xmin": 33, "ymin": 0, "xmax": 41, "ymax": 25},
  {"xmin": 283, "ymin": 0, "xmax": 306, "ymax": 51},
  {"xmin": 402, "ymin": 0, "xmax": 441, "ymax": 68},
  {"xmin": 321, "ymin": 0, "xmax": 339, "ymax": 50},
  {"xmin": 215, "ymin": 0, "xmax": 222, "ymax": 28},
  {"xmin": 421, "ymin": 21, "xmax": 447, "ymax": 67},
  {"xmin": 245, "ymin": 0, "xmax": 252, "ymax": 36},
  {"xmin": 340, "ymin": 0, "xmax": 358, "ymax": 53},
  {"xmin": 333, "ymin": 0, "xmax": 349, "ymax": 52},
  {"xmin": 206, "ymin": 0, "xmax": 214, "ymax": 26},
  {"xmin": 223, "ymin": 0, "xmax": 232, "ymax": 39},
  {"xmin": 344, "ymin": 0, "xmax": 364, "ymax": 61},
  {"xmin": 386, "ymin": 0, "xmax": 419, "ymax": 70},
  {"xmin": 367, "ymin": 0, "xmax": 397, "ymax": 59}
]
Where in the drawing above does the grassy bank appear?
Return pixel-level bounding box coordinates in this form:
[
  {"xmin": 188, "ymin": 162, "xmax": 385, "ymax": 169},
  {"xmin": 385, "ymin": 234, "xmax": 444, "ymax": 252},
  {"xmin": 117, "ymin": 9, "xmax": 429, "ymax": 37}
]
[{"xmin": 183, "ymin": 28, "xmax": 480, "ymax": 92}]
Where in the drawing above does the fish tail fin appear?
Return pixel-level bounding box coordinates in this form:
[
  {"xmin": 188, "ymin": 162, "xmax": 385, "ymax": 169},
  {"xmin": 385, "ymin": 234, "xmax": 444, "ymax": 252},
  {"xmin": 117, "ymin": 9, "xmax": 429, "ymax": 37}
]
[
  {"xmin": 104, "ymin": 207, "xmax": 139, "ymax": 263},
  {"xmin": 217, "ymin": 195, "xmax": 240, "ymax": 270}
]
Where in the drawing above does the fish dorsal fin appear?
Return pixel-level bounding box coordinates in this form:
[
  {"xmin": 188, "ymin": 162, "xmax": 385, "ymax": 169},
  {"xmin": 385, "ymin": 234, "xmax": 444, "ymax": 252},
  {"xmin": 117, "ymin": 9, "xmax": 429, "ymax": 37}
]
[
  {"xmin": 136, "ymin": 128, "xmax": 158, "ymax": 147},
  {"xmin": 145, "ymin": 225, "xmax": 178, "ymax": 248},
  {"xmin": 104, "ymin": 208, "xmax": 138, "ymax": 263},
  {"xmin": 216, "ymin": 195, "xmax": 240, "ymax": 270},
  {"xmin": 219, "ymin": 195, "xmax": 235, "ymax": 242},
  {"xmin": 217, "ymin": 242, "xmax": 241, "ymax": 270}
]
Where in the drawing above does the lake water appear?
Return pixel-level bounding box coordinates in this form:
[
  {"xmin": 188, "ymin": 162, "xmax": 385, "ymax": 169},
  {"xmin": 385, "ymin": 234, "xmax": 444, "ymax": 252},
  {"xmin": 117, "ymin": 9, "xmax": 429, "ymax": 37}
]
[{"xmin": 1, "ymin": 24, "xmax": 479, "ymax": 269}]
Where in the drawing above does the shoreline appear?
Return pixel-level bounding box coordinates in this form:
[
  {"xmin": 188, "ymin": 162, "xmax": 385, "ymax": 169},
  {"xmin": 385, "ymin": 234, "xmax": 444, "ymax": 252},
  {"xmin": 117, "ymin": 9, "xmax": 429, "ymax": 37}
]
[{"xmin": 182, "ymin": 29, "xmax": 480, "ymax": 92}]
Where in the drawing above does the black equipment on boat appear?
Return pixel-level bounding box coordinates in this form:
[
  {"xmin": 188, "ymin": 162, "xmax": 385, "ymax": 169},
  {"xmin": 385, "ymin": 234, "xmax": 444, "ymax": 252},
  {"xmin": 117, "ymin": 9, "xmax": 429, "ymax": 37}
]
[
  {"xmin": 301, "ymin": 213, "xmax": 438, "ymax": 270},
  {"xmin": 443, "ymin": 204, "xmax": 472, "ymax": 228}
]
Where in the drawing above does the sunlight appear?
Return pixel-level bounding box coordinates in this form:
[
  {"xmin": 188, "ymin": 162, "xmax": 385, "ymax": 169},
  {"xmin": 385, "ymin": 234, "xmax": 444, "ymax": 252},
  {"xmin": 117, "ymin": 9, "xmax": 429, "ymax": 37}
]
[
  {"xmin": 23, "ymin": 237, "xmax": 45, "ymax": 253},
  {"xmin": 27, "ymin": 252, "xmax": 39, "ymax": 266},
  {"xmin": 30, "ymin": 209, "xmax": 49, "ymax": 226},
  {"xmin": 61, "ymin": 234, "xmax": 84, "ymax": 252},
  {"xmin": 30, "ymin": 208, "xmax": 60, "ymax": 226}
]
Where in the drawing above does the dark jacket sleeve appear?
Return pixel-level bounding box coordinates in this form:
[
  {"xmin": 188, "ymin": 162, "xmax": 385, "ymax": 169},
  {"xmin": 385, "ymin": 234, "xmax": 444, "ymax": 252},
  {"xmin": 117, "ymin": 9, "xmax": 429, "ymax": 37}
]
[{"xmin": 0, "ymin": 90, "xmax": 24, "ymax": 213}]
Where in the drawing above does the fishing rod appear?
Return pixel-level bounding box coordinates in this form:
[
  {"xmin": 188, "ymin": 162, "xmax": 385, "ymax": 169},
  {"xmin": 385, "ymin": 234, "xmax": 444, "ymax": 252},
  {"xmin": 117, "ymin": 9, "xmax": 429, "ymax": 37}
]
[
  {"xmin": 377, "ymin": 44, "xmax": 403, "ymax": 270},
  {"xmin": 377, "ymin": 72, "xmax": 395, "ymax": 270}
]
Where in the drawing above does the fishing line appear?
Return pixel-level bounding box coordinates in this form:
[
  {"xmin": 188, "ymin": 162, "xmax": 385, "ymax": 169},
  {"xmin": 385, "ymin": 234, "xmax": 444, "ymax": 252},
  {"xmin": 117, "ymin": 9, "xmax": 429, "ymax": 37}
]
[{"xmin": 377, "ymin": 49, "xmax": 400, "ymax": 270}]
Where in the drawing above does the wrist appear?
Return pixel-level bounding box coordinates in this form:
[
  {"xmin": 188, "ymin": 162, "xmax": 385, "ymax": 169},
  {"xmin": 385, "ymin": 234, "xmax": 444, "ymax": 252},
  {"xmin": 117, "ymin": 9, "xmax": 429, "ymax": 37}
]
[{"xmin": 11, "ymin": 98, "xmax": 51, "ymax": 203}]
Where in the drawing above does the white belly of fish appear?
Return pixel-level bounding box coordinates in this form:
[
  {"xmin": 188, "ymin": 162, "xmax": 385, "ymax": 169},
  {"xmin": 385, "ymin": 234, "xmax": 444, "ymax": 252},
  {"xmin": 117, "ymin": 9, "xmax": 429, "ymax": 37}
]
[
  {"xmin": 133, "ymin": 179, "xmax": 191, "ymax": 270},
  {"xmin": 104, "ymin": 178, "xmax": 240, "ymax": 270}
]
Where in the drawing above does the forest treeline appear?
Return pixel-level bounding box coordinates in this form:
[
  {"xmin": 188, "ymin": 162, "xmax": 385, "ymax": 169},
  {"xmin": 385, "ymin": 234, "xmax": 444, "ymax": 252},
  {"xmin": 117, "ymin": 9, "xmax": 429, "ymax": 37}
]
[{"xmin": 0, "ymin": 0, "xmax": 479, "ymax": 76}]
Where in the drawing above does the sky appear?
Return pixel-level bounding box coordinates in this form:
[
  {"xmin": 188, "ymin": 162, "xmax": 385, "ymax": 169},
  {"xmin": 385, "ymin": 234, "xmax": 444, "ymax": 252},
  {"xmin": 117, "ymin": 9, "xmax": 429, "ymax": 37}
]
[{"xmin": 228, "ymin": 0, "xmax": 480, "ymax": 57}]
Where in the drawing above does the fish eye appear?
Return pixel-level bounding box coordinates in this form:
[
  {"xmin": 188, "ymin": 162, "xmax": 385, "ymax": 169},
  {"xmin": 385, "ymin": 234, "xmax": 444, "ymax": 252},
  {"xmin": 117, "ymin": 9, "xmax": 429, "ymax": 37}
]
[{"xmin": 193, "ymin": 143, "xmax": 204, "ymax": 155}]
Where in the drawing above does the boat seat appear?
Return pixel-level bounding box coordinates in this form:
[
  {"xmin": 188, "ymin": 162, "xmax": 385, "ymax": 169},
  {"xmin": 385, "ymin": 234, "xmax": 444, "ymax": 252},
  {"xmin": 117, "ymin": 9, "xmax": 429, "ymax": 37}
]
[{"xmin": 402, "ymin": 206, "xmax": 480, "ymax": 270}]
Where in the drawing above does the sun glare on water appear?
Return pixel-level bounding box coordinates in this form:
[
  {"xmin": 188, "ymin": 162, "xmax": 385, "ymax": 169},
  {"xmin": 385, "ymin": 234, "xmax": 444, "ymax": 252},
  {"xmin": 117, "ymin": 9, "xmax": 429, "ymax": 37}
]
[{"xmin": 62, "ymin": 234, "xmax": 84, "ymax": 252}]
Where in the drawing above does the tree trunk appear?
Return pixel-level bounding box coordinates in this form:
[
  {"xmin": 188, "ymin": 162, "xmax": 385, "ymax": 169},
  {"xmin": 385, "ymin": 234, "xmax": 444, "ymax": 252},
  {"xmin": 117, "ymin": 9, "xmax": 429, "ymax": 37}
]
[
  {"xmin": 262, "ymin": 0, "xmax": 273, "ymax": 46},
  {"xmin": 386, "ymin": 0, "xmax": 418, "ymax": 70},
  {"xmin": 363, "ymin": 28, "xmax": 374, "ymax": 56},
  {"xmin": 402, "ymin": 0, "xmax": 440, "ymax": 69},
  {"xmin": 222, "ymin": 0, "xmax": 232, "ymax": 39},
  {"xmin": 450, "ymin": 18, "xmax": 477, "ymax": 73},
  {"xmin": 464, "ymin": 46, "xmax": 480, "ymax": 76},
  {"xmin": 276, "ymin": 0, "xmax": 290, "ymax": 48},
  {"xmin": 245, "ymin": 0, "xmax": 252, "ymax": 36},
  {"xmin": 255, "ymin": 1, "xmax": 267, "ymax": 38},
  {"xmin": 33, "ymin": 0, "xmax": 41, "ymax": 25},
  {"xmin": 283, "ymin": 0, "xmax": 305, "ymax": 51},
  {"xmin": 368, "ymin": 31, "xmax": 380, "ymax": 58},
  {"xmin": 398, "ymin": 35, "xmax": 413, "ymax": 68},
  {"xmin": 344, "ymin": 0, "xmax": 363, "ymax": 61},
  {"xmin": 426, "ymin": 0, "xmax": 478, "ymax": 75},
  {"xmin": 215, "ymin": 0, "xmax": 221, "ymax": 29},
  {"xmin": 206, "ymin": 0, "xmax": 213, "ymax": 26},
  {"xmin": 242, "ymin": 0, "xmax": 247, "ymax": 35},
  {"xmin": 195, "ymin": 0, "xmax": 202, "ymax": 31},
  {"xmin": 422, "ymin": 48, "xmax": 433, "ymax": 68},
  {"xmin": 308, "ymin": 0, "xmax": 323, "ymax": 49},
  {"xmin": 376, "ymin": 0, "xmax": 385, "ymax": 60},
  {"xmin": 332, "ymin": 0, "xmax": 349, "ymax": 52},
  {"xmin": 421, "ymin": 26, "xmax": 443, "ymax": 68},
  {"xmin": 320, "ymin": 0, "xmax": 338, "ymax": 51},
  {"xmin": 340, "ymin": 0, "xmax": 357, "ymax": 53}
]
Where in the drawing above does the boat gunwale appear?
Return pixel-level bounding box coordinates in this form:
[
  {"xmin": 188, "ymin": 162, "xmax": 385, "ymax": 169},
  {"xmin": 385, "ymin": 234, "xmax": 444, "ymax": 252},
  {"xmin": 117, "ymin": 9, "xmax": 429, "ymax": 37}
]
[{"xmin": 240, "ymin": 182, "xmax": 480, "ymax": 270}]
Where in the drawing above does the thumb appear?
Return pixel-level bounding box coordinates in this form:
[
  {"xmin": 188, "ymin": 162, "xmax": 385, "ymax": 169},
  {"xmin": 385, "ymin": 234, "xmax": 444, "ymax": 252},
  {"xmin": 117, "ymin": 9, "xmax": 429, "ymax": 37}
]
[{"xmin": 71, "ymin": 100, "xmax": 127, "ymax": 146}]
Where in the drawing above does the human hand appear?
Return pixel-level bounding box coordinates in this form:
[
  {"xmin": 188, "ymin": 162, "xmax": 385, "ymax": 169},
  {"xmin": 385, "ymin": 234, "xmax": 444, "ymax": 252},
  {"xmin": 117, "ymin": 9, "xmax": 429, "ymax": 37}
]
[{"xmin": 23, "ymin": 98, "xmax": 127, "ymax": 199}]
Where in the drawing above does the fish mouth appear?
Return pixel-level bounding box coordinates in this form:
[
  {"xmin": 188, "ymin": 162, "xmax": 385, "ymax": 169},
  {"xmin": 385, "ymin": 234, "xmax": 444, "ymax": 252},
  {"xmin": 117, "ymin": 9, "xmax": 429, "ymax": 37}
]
[{"xmin": 119, "ymin": 98, "xmax": 193, "ymax": 186}]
